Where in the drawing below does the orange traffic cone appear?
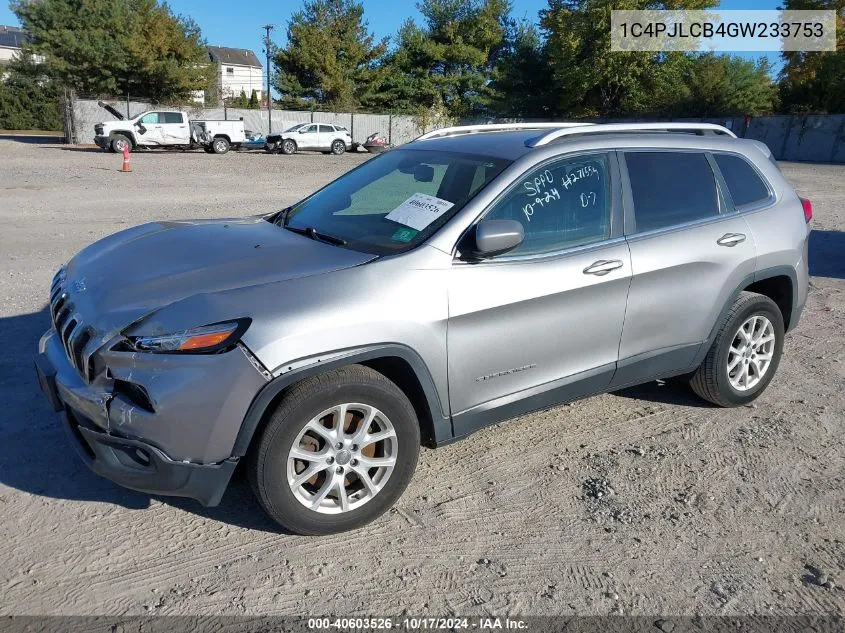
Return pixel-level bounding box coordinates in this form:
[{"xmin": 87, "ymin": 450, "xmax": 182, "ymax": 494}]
[{"xmin": 122, "ymin": 144, "xmax": 132, "ymax": 173}]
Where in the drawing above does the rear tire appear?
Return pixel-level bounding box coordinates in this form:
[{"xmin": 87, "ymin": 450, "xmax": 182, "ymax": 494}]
[
  {"xmin": 110, "ymin": 134, "xmax": 131, "ymax": 153},
  {"xmin": 211, "ymin": 137, "xmax": 230, "ymax": 154},
  {"xmin": 248, "ymin": 365, "xmax": 420, "ymax": 535},
  {"xmin": 331, "ymin": 140, "xmax": 346, "ymax": 155},
  {"xmin": 281, "ymin": 139, "xmax": 296, "ymax": 155},
  {"xmin": 690, "ymin": 291, "xmax": 784, "ymax": 407}
]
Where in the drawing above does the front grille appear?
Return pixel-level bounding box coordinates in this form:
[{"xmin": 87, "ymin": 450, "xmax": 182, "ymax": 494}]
[
  {"xmin": 50, "ymin": 270, "xmax": 96, "ymax": 382},
  {"xmin": 94, "ymin": 124, "xmax": 104, "ymax": 136}
]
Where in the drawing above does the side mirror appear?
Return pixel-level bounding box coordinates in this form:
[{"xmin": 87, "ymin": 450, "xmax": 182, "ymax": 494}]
[
  {"xmin": 298, "ymin": 129, "xmax": 307, "ymax": 134},
  {"xmin": 471, "ymin": 219, "xmax": 524, "ymax": 258}
]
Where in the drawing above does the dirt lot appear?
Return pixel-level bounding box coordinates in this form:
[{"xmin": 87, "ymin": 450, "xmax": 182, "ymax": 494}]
[{"xmin": 0, "ymin": 139, "xmax": 842, "ymax": 617}]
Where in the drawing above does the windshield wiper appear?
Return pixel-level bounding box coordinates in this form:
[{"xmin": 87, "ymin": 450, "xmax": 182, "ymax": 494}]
[
  {"xmin": 284, "ymin": 224, "xmax": 348, "ymax": 246},
  {"xmin": 271, "ymin": 206, "xmax": 291, "ymax": 226}
]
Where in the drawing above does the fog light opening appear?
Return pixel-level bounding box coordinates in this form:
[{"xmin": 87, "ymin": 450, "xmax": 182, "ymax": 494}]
[{"xmin": 134, "ymin": 448, "xmax": 151, "ymax": 466}]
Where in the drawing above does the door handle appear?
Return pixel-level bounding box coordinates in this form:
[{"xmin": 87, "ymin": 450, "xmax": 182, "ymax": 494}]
[
  {"xmin": 583, "ymin": 259, "xmax": 624, "ymax": 276},
  {"xmin": 717, "ymin": 233, "xmax": 746, "ymax": 247}
]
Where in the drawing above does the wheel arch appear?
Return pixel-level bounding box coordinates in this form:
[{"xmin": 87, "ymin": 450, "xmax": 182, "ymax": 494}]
[
  {"xmin": 110, "ymin": 130, "xmax": 136, "ymax": 147},
  {"xmin": 744, "ymin": 272, "xmax": 794, "ymax": 332},
  {"xmin": 231, "ymin": 345, "xmax": 451, "ymax": 458},
  {"xmin": 213, "ymin": 134, "xmax": 231, "ymax": 143},
  {"xmin": 691, "ymin": 265, "xmax": 799, "ymax": 369}
]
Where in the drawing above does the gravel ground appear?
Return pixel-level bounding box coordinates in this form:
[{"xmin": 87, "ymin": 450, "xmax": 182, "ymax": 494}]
[{"xmin": 0, "ymin": 140, "xmax": 843, "ymax": 617}]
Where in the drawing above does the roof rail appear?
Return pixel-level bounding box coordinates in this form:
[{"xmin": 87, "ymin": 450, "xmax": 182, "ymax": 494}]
[
  {"xmin": 416, "ymin": 122, "xmax": 591, "ymax": 141},
  {"xmin": 527, "ymin": 122, "xmax": 737, "ymax": 147}
]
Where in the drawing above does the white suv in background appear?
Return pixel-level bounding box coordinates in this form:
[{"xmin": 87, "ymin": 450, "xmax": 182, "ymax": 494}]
[{"xmin": 265, "ymin": 123, "xmax": 353, "ymax": 155}]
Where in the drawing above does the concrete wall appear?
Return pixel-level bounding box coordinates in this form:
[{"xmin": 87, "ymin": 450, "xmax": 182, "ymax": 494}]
[
  {"xmin": 462, "ymin": 114, "xmax": 845, "ymax": 163},
  {"xmin": 69, "ymin": 99, "xmax": 427, "ymax": 147},
  {"xmin": 746, "ymin": 114, "xmax": 845, "ymax": 163},
  {"xmin": 68, "ymin": 100, "xmax": 845, "ymax": 162}
]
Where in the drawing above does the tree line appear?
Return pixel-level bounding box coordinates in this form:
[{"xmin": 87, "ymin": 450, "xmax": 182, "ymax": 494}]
[
  {"xmin": 1, "ymin": 0, "xmax": 842, "ymax": 132},
  {"xmin": 274, "ymin": 0, "xmax": 844, "ymax": 118}
]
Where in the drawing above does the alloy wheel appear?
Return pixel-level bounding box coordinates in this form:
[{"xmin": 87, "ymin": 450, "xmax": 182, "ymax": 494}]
[
  {"xmin": 727, "ymin": 315, "xmax": 776, "ymax": 391},
  {"xmin": 287, "ymin": 403, "xmax": 398, "ymax": 514}
]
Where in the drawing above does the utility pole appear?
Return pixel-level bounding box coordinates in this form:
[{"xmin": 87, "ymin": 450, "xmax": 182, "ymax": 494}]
[{"xmin": 263, "ymin": 24, "xmax": 274, "ymax": 135}]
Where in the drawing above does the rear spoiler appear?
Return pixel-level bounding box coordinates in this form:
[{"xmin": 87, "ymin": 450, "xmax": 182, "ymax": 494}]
[{"xmin": 97, "ymin": 100, "xmax": 125, "ymax": 121}]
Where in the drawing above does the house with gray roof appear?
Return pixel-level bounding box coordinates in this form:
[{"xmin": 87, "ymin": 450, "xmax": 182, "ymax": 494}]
[
  {"xmin": 208, "ymin": 46, "xmax": 264, "ymax": 105},
  {"xmin": 0, "ymin": 25, "xmax": 28, "ymax": 67}
]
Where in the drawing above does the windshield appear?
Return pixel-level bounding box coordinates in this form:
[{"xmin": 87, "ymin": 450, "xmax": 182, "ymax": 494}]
[
  {"xmin": 280, "ymin": 149, "xmax": 511, "ymax": 255},
  {"xmin": 284, "ymin": 123, "xmax": 307, "ymax": 133}
]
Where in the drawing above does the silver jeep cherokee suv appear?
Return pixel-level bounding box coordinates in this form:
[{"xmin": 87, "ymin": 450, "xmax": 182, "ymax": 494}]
[{"xmin": 35, "ymin": 122, "xmax": 811, "ymax": 535}]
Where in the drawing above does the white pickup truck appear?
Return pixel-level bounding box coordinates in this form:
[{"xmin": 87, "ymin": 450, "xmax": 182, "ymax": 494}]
[{"xmin": 93, "ymin": 103, "xmax": 246, "ymax": 154}]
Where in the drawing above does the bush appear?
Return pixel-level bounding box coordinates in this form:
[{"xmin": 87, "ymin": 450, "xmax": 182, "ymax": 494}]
[{"xmin": 0, "ymin": 54, "xmax": 62, "ymax": 131}]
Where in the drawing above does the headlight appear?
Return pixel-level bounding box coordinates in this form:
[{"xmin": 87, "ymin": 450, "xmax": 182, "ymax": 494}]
[{"xmin": 127, "ymin": 320, "xmax": 250, "ymax": 353}]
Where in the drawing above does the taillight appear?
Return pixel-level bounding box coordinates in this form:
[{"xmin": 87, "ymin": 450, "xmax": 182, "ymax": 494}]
[{"xmin": 801, "ymin": 197, "xmax": 813, "ymax": 223}]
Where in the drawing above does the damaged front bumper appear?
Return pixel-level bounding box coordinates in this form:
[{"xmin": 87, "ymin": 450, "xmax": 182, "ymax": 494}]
[{"xmin": 35, "ymin": 329, "xmax": 267, "ymax": 506}]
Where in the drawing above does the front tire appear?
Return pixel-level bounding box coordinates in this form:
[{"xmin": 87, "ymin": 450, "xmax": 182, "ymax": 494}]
[
  {"xmin": 690, "ymin": 291, "xmax": 784, "ymax": 407},
  {"xmin": 110, "ymin": 134, "xmax": 131, "ymax": 153},
  {"xmin": 281, "ymin": 139, "xmax": 297, "ymax": 155},
  {"xmin": 248, "ymin": 365, "xmax": 420, "ymax": 535},
  {"xmin": 331, "ymin": 140, "xmax": 346, "ymax": 155}
]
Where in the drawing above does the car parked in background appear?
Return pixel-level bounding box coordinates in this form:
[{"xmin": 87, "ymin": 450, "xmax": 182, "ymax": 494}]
[
  {"xmin": 93, "ymin": 105, "xmax": 245, "ymax": 154},
  {"xmin": 265, "ymin": 123, "xmax": 353, "ymax": 155},
  {"xmin": 36, "ymin": 122, "xmax": 810, "ymax": 536}
]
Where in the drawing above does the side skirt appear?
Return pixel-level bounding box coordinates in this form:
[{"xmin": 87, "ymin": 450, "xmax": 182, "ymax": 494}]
[
  {"xmin": 609, "ymin": 343, "xmax": 701, "ymax": 390},
  {"xmin": 447, "ymin": 364, "xmax": 616, "ymax": 444}
]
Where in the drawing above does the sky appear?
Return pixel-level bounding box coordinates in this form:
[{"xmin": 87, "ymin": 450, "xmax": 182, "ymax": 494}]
[{"xmin": 1, "ymin": 0, "xmax": 783, "ymax": 75}]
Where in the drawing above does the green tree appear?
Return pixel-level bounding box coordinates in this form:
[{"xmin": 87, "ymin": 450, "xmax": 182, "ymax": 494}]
[
  {"xmin": 248, "ymin": 89, "xmax": 259, "ymax": 109},
  {"xmin": 369, "ymin": 0, "xmax": 511, "ymax": 117},
  {"xmin": 670, "ymin": 54, "xmax": 778, "ymax": 116},
  {"xmin": 363, "ymin": 20, "xmax": 440, "ymax": 113},
  {"xmin": 12, "ymin": 0, "xmax": 210, "ymax": 101},
  {"xmin": 0, "ymin": 53, "xmax": 62, "ymax": 130},
  {"xmin": 778, "ymin": 0, "xmax": 845, "ymax": 113},
  {"xmin": 489, "ymin": 20, "xmax": 554, "ymax": 117},
  {"xmin": 230, "ymin": 89, "xmax": 249, "ymax": 108},
  {"xmin": 540, "ymin": 0, "xmax": 717, "ymax": 117},
  {"xmin": 421, "ymin": 0, "xmax": 511, "ymax": 117},
  {"xmin": 274, "ymin": 0, "xmax": 388, "ymax": 110}
]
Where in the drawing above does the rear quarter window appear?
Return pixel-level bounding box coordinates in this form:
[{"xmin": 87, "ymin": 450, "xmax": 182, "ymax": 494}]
[{"xmin": 713, "ymin": 153, "xmax": 771, "ymax": 207}]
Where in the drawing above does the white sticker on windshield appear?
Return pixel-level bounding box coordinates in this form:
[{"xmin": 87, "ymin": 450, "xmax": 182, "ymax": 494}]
[{"xmin": 385, "ymin": 193, "xmax": 455, "ymax": 231}]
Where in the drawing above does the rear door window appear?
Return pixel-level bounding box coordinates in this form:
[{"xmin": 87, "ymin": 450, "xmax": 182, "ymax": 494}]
[
  {"xmin": 162, "ymin": 112, "xmax": 184, "ymax": 124},
  {"xmin": 713, "ymin": 153, "xmax": 771, "ymax": 207},
  {"xmin": 318, "ymin": 124, "xmax": 333, "ymax": 133},
  {"xmin": 625, "ymin": 151, "xmax": 719, "ymax": 233}
]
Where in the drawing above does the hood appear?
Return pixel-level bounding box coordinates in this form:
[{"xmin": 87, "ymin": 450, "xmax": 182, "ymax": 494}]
[
  {"xmin": 61, "ymin": 217, "xmax": 376, "ymax": 336},
  {"xmin": 97, "ymin": 101, "xmax": 125, "ymax": 121}
]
